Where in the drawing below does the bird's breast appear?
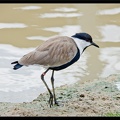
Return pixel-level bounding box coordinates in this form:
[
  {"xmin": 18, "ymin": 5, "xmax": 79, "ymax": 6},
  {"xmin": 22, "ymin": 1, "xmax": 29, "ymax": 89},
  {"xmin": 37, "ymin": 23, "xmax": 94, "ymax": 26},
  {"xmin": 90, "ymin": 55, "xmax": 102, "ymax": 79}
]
[{"xmin": 49, "ymin": 47, "xmax": 80, "ymax": 71}]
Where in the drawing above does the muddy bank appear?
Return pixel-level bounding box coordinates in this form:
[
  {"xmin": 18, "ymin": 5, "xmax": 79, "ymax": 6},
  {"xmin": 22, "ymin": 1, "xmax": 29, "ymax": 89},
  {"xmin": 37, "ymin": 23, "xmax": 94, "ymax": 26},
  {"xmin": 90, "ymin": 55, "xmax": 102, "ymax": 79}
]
[{"xmin": 0, "ymin": 74, "xmax": 120, "ymax": 116}]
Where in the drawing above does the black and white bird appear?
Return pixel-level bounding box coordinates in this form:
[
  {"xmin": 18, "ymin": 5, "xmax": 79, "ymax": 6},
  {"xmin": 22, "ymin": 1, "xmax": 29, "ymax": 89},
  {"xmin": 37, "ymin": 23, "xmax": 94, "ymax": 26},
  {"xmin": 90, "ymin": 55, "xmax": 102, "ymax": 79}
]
[{"xmin": 11, "ymin": 32, "xmax": 99, "ymax": 107}]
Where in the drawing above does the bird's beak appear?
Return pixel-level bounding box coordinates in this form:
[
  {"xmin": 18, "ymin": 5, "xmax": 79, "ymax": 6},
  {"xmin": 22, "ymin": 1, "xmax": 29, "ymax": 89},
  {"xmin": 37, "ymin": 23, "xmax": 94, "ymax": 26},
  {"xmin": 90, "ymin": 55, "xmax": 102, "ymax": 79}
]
[{"xmin": 91, "ymin": 42, "xmax": 99, "ymax": 48}]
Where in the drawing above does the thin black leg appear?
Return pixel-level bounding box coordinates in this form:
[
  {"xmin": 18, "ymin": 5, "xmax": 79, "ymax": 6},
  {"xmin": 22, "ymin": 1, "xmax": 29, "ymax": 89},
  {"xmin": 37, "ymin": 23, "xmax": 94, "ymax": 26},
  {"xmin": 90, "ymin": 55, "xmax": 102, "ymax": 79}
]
[
  {"xmin": 51, "ymin": 70, "xmax": 59, "ymax": 106},
  {"xmin": 41, "ymin": 68, "xmax": 53, "ymax": 107}
]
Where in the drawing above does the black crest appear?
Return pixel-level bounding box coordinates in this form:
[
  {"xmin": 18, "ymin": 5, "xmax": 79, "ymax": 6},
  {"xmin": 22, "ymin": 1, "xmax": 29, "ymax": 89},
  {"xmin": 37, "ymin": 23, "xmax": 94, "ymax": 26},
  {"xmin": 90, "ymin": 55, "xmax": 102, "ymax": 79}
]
[{"xmin": 72, "ymin": 32, "xmax": 92, "ymax": 43}]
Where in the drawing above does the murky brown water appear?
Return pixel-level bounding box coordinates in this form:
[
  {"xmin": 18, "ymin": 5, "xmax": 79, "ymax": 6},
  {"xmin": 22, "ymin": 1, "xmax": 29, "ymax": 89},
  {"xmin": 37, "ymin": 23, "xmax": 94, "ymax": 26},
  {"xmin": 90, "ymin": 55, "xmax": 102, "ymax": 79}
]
[{"xmin": 0, "ymin": 4, "xmax": 120, "ymax": 103}]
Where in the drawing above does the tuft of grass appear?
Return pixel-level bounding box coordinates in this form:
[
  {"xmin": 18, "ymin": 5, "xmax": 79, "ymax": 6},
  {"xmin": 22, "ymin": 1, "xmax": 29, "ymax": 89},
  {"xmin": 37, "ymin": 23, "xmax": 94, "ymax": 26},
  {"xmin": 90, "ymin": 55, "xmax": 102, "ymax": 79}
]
[{"xmin": 105, "ymin": 112, "xmax": 120, "ymax": 117}]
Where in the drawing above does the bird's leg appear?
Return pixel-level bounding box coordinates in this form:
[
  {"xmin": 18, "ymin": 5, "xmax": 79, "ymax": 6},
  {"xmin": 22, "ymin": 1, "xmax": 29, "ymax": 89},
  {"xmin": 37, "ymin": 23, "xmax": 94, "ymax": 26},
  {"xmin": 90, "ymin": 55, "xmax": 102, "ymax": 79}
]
[
  {"xmin": 41, "ymin": 68, "xmax": 53, "ymax": 107},
  {"xmin": 51, "ymin": 70, "xmax": 59, "ymax": 106}
]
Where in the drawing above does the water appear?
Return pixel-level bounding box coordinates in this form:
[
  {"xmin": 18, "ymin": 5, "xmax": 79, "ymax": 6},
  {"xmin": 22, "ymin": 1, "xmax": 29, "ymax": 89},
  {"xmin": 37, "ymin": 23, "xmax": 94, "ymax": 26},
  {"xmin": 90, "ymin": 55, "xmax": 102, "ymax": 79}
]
[{"xmin": 0, "ymin": 4, "xmax": 120, "ymax": 103}]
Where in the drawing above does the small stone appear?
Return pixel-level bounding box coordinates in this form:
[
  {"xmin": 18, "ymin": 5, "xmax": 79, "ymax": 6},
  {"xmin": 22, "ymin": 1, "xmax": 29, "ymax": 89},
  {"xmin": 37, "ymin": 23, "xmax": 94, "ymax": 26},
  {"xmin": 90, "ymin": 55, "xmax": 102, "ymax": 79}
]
[
  {"xmin": 91, "ymin": 98, "xmax": 94, "ymax": 101},
  {"xmin": 80, "ymin": 94, "xmax": 85, "ymax": 97},
  {"xmin": 79, "ymin": 98, "xmax": 82, "ymax": 101},
  {"xmin": 105, "ymin": 86, "xmax": 108, "ymax": 88},
  {"xmin": 58, "ymin": 96, "xmax": 62, "ymax": 99},
  {"xmin": 102, "ymin": 97, "xmax": 106, "ymax": 101}
]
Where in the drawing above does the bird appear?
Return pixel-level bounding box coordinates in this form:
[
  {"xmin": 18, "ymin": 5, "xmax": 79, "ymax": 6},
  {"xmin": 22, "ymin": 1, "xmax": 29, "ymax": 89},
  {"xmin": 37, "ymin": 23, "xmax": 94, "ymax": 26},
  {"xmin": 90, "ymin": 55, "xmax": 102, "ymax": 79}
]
[{"xmin": 11, "ymin": 32, "xmax": 99, "ymax": 107}]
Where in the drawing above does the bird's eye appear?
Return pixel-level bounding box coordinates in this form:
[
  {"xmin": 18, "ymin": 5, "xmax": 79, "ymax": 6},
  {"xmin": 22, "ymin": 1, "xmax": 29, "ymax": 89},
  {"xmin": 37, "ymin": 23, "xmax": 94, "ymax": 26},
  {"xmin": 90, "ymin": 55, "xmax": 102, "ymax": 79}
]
[{"xmin": 86, "ymin": 39, "xmax": 89, "ymax": 42}]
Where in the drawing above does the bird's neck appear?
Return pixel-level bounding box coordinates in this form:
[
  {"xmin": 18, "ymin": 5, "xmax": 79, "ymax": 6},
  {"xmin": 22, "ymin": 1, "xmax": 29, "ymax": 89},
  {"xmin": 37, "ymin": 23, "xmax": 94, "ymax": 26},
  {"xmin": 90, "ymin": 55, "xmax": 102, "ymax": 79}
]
[{"xmin": 71, "ymin": 37, "xmax": 89, "ymax": 55}]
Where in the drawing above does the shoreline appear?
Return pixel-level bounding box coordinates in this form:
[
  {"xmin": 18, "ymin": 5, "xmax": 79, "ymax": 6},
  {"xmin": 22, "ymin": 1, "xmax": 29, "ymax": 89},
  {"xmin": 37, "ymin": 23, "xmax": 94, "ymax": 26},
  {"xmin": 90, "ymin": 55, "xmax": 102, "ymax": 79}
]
[{"xmin": 0, "ymin": 74, "xmax": 120, "ymax": 116}]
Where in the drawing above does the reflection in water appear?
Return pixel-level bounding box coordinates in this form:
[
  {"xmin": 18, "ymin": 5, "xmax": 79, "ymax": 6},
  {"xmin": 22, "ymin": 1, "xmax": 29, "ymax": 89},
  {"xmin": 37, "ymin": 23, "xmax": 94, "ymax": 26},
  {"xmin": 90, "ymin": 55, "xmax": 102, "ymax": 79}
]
[
  {"xmin": 27, "ymin": 25, "xmax": 81, "ymax": 41},
  {"xmin": 44, "ymin": 25, "xmax": 81, "ymax": 36},
  {"xmin": 0, "ymin": 23, "xmax": 27, "ymax": 29},
  {"xmin": 98, "ymin": 25, "xmax": 120, "ymax": 42},
  {"xmin": 27, "ymin": 36, "xmax": 49, "ymax": 41},
  {"xmin": 40, "ymin": 13, "xmax": 82, "ymax": 18},
  {"xmin": 53, "ymin": 7, "xmax": 77, "ymax": 12},
  {"xmin": 43, "ymin": 27, "xmax": 63, "ymax": 33},
  {"xmin": 97, "ymin": 7, "xmax": 120, "ymax": 15},
  {"xmin": 14, "ymin": 6, "xmax": 42, "ymax": 10},
  {"xmin": 99, "ymin": 47, "xmax": 120, "ymax": 77}
]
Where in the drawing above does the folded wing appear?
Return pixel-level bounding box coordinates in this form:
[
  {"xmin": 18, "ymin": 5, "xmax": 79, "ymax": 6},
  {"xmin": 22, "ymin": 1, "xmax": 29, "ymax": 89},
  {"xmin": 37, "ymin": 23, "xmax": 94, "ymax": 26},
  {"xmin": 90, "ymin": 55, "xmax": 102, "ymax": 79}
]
[{"xmin": 18, "ymin": 36, "xmax": 78, "ymax": 67}]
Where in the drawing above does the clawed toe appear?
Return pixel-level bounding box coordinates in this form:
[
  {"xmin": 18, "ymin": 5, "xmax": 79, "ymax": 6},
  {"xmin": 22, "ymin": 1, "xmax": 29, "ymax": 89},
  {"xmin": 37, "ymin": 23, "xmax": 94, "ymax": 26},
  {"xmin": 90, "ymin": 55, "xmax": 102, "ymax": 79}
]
[
  {"xmin": 54, "ymin": 101, "xmax": 59, "ymax": 106},
  {"xmin": 48, "ymin": 95, "xmax": 60, "ymax": 107}
]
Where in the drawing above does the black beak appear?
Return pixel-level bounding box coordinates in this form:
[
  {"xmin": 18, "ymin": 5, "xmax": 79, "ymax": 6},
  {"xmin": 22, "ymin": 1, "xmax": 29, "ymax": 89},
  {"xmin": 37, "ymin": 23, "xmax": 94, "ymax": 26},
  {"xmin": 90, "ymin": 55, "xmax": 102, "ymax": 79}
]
[{"xmin": 92, "ymin": 42, "xmax": 99, "ymax": 48}]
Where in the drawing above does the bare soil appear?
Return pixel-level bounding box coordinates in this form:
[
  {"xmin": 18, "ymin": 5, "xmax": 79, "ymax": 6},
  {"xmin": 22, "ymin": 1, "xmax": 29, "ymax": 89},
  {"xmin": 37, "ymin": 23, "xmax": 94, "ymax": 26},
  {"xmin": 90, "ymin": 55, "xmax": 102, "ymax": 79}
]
[{"xmin": 0, "ymin": 74, "xmax": 120, "ymax": 116}]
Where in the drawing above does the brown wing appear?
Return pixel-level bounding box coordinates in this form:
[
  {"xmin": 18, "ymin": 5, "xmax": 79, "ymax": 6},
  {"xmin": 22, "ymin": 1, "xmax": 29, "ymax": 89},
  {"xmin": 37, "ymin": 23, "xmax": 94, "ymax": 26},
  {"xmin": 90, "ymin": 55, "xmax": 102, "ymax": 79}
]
[{"xmin": 18, "ymin": 36, "xmax": 78, "ymax": 67}]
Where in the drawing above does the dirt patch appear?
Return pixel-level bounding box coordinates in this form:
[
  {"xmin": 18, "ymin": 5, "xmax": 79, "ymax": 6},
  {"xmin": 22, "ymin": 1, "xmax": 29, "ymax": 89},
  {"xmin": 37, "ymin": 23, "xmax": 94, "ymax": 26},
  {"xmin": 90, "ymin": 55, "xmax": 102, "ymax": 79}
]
[{"xmin": 0, "ymin": 74, "xmax": 120, "ymax": 116}]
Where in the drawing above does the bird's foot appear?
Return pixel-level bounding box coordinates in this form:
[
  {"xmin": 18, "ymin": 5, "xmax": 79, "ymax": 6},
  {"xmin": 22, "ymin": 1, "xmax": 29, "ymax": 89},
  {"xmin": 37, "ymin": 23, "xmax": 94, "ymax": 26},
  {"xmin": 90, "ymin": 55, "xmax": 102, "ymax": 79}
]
[
  {"xmin": 48, "ymin": 97, "xmax": 60, "ymax": 107},
  {"xmin": 48, "ymin": 94, "xmax": 53, "ymax": 107},
  {"xmin": 54, "ymin": 100, "xmax": 59, "ymax": 106}
]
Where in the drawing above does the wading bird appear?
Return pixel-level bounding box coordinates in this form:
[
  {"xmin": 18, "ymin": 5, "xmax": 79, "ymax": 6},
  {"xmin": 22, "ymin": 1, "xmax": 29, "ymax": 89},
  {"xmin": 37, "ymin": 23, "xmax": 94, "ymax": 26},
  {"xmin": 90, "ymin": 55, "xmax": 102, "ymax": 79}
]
[{"xmin": 11, "ymin": 32, "xmax": 99, "ymax": 107}]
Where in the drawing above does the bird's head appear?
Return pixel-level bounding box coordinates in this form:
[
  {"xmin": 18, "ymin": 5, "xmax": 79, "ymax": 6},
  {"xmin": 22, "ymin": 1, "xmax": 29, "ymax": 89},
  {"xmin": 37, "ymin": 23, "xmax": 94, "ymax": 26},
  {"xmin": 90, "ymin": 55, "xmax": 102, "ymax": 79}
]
[{"xmin": 72, "ymin": 32, "xmax": 99, "ymax": 52}]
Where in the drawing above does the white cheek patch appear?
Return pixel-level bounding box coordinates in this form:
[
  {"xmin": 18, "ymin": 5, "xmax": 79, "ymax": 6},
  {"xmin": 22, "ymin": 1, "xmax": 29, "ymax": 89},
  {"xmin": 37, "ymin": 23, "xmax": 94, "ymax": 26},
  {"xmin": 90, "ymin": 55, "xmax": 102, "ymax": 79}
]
[
  {"xmin": 83, "ymin": 41, "xmax": 91, "ymax": 47},
  {"xmin": 72, "ymin": 37, "xmax": 91, "ymax": 55}
]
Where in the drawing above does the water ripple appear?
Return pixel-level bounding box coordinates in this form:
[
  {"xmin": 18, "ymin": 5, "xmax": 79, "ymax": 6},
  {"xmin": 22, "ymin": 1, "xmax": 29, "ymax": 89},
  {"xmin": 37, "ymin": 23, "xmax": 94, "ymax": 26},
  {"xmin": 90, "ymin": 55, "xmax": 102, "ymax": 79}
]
[
  {"xmin": 13, "ymin": 6, "xmax": 41, "ymax": 10},
  {"xmin": 40, "ymin": 13, "xmax": 82, "ymax": 18},
  {"xmin": 99, "ymin": 47, "xmax": 120, "ymax": 77},
  {"xmin": 97, "ymin": 7, "xmax": 120, "ymax": 15},
  {"xmin": 98, "ymin": 25, "xmax": 120, "ymax": 42},
  {"xmin": 0, "ymin": 23, "xmax": 27, "ymax": 29},
  {"xmin": 53, "ymin": 7, "xmax": 77, "ymax": 12}
]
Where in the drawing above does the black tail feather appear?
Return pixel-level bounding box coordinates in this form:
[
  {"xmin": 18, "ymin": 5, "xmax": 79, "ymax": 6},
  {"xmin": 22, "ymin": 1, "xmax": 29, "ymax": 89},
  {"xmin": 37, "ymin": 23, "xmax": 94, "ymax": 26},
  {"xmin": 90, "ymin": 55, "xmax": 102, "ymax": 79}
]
[
  {"xmin": 11, "ymin": 61, "xmax": 23, "ymax": 70},
  {"xmin": 11, "ymin": 61, "xmax": 18, "ymax": 64}
]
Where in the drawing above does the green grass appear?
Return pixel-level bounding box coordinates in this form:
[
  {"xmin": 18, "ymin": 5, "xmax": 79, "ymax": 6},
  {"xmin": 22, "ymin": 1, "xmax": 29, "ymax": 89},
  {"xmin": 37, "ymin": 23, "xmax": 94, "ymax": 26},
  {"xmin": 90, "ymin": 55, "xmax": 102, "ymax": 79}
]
[{"xmin": 105, "ymin": 112, "xmax": 120, "ymax": 117}]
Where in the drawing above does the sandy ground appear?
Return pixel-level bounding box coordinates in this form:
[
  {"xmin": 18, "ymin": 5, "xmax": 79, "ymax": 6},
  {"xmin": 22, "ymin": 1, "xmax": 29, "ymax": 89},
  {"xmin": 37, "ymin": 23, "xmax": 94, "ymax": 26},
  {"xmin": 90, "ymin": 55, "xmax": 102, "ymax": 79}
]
[{"xmin": 0, "ymin": 74, "xmax": 120, "ymax": 116}]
